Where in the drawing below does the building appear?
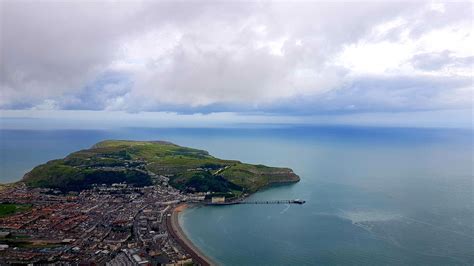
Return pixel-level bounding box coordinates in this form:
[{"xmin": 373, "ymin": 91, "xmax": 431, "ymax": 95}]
[
  {"xmin": 0, "ymin": 232, "xmax": 11, "ymax": 238},
  {"xmin": 211, "ymin": 197, "xmax": 225, "ymax": 203}
]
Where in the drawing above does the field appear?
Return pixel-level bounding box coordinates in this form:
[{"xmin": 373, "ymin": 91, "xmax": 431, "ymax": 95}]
[{"xmin": 0, "ymin": 203, "xmax": 32, "ymax": 217}]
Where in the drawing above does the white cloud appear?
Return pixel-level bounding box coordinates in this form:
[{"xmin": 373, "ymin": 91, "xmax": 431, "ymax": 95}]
[
  {"xmin": 0, "ymin": 1, "xmax": 472, "ymax": 115},
  {"xmin": 429, "ymin": 2, "xmax": 446, "ymax": 14},
  {"xmin": 29, "ymin": 99, "xmax": 59, "ymax": 111},
  {"xmin": 335, "ymin": 40, "xmax": 415, "ymax": 75},
  {"xmin": 335, "ymin": 14, "xmax": 472, "ymax": 77}
]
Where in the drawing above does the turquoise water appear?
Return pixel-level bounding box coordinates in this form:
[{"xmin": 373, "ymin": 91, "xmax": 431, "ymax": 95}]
[{"xmin": 1, "ymin": 127, "xmax": 473, "ymax": 265}]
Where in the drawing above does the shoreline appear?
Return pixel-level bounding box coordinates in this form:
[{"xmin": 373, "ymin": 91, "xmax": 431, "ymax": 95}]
[{"xmin": 167, "ymin": 204, "xmax": 215, "ymax": 266}]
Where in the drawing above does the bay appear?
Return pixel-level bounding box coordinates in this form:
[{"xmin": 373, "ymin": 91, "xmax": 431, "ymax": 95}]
[{"xmin": 1, "ymin": 126, "xmax": 472, "ymax": 265}]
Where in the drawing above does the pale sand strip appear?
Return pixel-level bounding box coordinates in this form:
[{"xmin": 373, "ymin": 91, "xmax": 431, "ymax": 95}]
[{"xmin": 167, "ymin": 204, "xmax": 216, "ymax": 266}]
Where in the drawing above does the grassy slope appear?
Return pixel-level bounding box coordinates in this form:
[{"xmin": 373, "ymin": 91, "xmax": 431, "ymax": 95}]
[
  {"xmin": 0, "ymin": 203, "xmax": 32, "ymax": 217},
  {"xmin": 220, "ymin": 163, "xmax": 300, "ymax": 192},
  {"xmin": 23, "ymin": 140, "xmax": 299, "ymax": 193}
]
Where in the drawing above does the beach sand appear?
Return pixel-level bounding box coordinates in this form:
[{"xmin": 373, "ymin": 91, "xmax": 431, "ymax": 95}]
[{"xmin": 167, "ymin": 204, "xmax": 216, "ymax": 266}]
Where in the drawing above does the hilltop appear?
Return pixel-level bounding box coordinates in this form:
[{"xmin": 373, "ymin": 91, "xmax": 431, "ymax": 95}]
[{"xmin": 22, "ymin": 140, "xmax": 299, "ymax": 195}]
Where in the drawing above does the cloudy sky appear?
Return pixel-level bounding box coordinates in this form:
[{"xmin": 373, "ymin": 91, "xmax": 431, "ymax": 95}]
[{"xmin": 0, "ymin": 0, "xmax": 472, "ymax": 128}]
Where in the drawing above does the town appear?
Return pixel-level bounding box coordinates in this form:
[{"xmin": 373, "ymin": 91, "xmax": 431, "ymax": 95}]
[
  {"xmin": 0, "ymin": 182, "xmax": 206, "ymax": 265},
  {"xmin": 0, "ymin": 140, "xmax": 301, "ymax": 265}
]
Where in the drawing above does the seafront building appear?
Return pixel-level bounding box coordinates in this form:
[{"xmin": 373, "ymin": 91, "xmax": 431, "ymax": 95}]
[{"xmin": 0, "ymin": 183, "xmax": 208, "ymax": 264}]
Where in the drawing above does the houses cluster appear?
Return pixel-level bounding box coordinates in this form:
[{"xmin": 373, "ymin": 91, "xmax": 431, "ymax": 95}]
[{"xmin": 0, "ymin": 183, "xmax": 205, "ymax": 265}]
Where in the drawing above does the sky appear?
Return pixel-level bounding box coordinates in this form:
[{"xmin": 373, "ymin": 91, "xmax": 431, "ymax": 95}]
[{"xmin": 0, "ymin": 0, "xmax": 473, "ymax": 128}]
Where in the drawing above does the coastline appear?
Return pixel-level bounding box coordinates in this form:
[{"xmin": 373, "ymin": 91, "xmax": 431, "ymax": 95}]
[{"xmin": 167, "ymin": 204, "xmax": 216, "ymax": 266}]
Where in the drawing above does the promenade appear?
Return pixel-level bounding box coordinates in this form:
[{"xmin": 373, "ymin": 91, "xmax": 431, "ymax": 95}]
[{"xmin": 166, "ymin": 204, "xmax": 214, "ymax": 266}]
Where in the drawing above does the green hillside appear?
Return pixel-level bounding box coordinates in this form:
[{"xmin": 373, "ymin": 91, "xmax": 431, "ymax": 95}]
[{"xmin": 22, "ymin": 140, "xmax": 299, "ymax": 194}]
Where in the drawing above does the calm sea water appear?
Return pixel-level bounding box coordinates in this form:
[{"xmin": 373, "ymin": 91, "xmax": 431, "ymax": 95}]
[{"xmin": 1, "ymin": 126, "xmax": 472, "ymax": 265}]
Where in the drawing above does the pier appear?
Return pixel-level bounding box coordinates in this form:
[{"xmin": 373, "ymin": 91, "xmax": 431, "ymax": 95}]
[{"xmin": 206, "ymin": 199, "xmax": 306, "ymax": 206}]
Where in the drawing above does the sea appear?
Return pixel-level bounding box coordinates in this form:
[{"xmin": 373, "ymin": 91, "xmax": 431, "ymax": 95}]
[{"xmin": 0, "ymin": 126, "xmax": 472, "ymax": 265}]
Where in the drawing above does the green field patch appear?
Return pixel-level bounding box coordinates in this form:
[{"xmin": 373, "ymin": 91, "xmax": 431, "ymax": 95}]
[{"xmin": 0, "ymin": 203, "xmax": 32, "ymax": 217}]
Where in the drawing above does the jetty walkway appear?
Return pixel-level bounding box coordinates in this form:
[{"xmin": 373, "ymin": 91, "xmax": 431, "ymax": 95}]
[{"xmin": 206, "ymin": 199, "xmax": 306, "ymax": 206}]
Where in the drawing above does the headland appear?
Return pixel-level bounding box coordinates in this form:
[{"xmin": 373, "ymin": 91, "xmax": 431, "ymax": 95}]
[{"xmin": 0, "ymin": 140, "xmax": 300, "ymax": 264}]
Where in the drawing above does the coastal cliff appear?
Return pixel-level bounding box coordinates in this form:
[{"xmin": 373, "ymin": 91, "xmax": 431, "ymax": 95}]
[{"xmin": 23, "ymin": 140, "xmax": 299, "ymax": 195}]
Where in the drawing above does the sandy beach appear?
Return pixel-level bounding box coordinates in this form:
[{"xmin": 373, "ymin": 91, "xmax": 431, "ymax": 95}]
[{"xmin": 167, "ymin": 204, "xmax": 215, "ymax": 266}]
